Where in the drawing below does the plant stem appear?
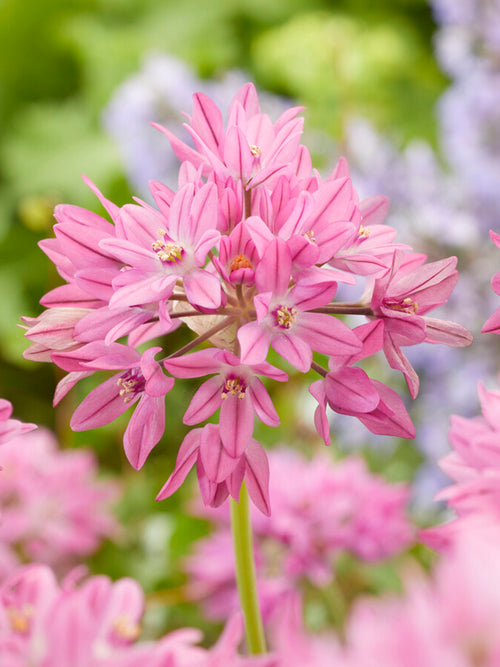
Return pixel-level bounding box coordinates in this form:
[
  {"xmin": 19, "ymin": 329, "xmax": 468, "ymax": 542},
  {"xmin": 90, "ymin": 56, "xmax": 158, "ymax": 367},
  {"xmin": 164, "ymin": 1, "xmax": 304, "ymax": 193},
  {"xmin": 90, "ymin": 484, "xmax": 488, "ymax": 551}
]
[
  {"xmin": 230, "ymin": 483, "xmax": 267, "ymax": 655},
  {"xmin": 311, "ymin": 305, "xmax": 373, "ymax": 315}
]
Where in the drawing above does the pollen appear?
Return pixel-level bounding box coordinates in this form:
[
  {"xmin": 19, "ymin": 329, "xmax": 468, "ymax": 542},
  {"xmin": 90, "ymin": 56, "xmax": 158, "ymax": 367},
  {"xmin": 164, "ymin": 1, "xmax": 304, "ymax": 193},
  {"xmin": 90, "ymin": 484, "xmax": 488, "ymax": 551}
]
[
  {"xmin": 358, "ymin": 225, "xmax": 370, "ymax": 238},
  {"xmin": 274, "ymin": 305, "xmax": 297, "ymax": 329},
  {"xmin": 230, "ymin": 254, "xmax": 253, "ymax": 272},
  {"xmin": 112, "ymin": 615, "xmax": 141, "ymax": 642},
  {"xmin": 7, "ymin": 604, "xmax": 33, "ymax": 634},
  {"xmin": 117, "ymin": 377, "xmax": 140, "ymax": 403},
  {"xmin": 152, "ymin": 232, "xmax": 184, "ymax": 263},
  {"xmin": 249, "ymin": 144, "xmax": 262, "ymax": 158},
  {"xmin": 304, "ymin": 230, "xmax": 316, "ymax": 243},
  {"xmin": 221, "ymin": 377, "xmax": 246, "ymax": 399},
  {"xmin": 390, "ymin": 297, "xmax": 418, "ymax": 314}
]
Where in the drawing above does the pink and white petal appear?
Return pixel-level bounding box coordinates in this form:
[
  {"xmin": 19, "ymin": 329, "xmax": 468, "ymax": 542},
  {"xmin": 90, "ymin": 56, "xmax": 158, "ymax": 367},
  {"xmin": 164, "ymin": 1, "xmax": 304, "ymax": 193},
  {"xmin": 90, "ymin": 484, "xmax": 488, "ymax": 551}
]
[
  {"xmin": 151, "ymin": 122, "xmax": 206, "ymax": 169},
  {"xmin": 73, "ymin": 307, "xmax": 150, "ymax": 345},
  {"xmin": 238, "ymin": 322, "xmax": 272, "ymax": 365},
  {"xmin": 115, "ymin": 203, "xmax": 164, "ymax": 246},
  {"xmin": 251, "ymin": 361, "xmax": 288, "ymax": 382},
  {"xmin": 141, "ymin": 348, "xmax": 175, "ymax": 397},
  {"xmin": 219, "ymin": 393, "xmax": 254, "ymax": 458},
  {"xmin": 184, "ymin": 269, "xmax": 222, "ymax": 310},
  {"xmin": 359, "ymin": 195, "xmax": 389, "ymax": 225},
  {"xmin": 110, "ymin": 274, "xmax": 176, "ymax": 309},
  {"xmin": 309, "ymin": 379, "xmax": 331, "ymax": 447},
  {"xmin": 287, "ymin": 235, "xmax": 320, "ymax": 267},
  {"xmin": 248, "ymin": 379, "xmax": 280, "ymax": 427},
  {"xmin": 54, "ymin": 371, "xmax": 93, "ymax": 406},
  {"xmin": 70, "ymin": 374, "xmax": 134, "ymax": 431},
  {"xmin": 183, "ymin": 377, "xmax": 222, "ymax": 425},
  {"xmin": 271, "ymin": 333, "xmax": 312, "ymax": 373},
  {"xmin": 123, "ymin": 395, "xmax": 165, "ymax": 469},
  {"xmin": 255, "ymin": 238, "xmax": 292, "ymax": 296},
  {"xmin": 74, "ymin": 267, "xmax": 116, "ymax": 301},
  {"xmin": 199, "ymin": 423, "xmax": 240, "ymax": 483},
  {"xmin": 424, "ymin": 317, "xmax": 473, "ymax": 347},
  {"xmin": 308, "ymin": 177, "xmax": 353, "ymax": 229},
  {"xmin": 190, "ymin": 92, "xmax": 224, "ymax": 153},
  {"xmin": 325, "ymin": 367, "xmax": 380, "ymax": 414},
  {"xmin": 193, "ymin": 229, "xmax": 221, "ymax": 266},
  {"xmin": 99, "ymin": 237, "xmax": 157, "ymax": 270},
  {"xmin": 288, "ymin": 282, "xmax": 337, "ymax": 311},
  {"xmin": 482, "ymin": 306, "xmax": 500, "ymax": 334},
  {"xmin": 82, "ymin": 174, "xmax": 121, "ymax": 223},
  {"xmin": 245, "ymin": 215, "xmax": 275, "ymax": 258},
  {"xmin": 244, "ymin": 440, "xmax": 271, "ymax": 516},
  {"xmin": 383, "ymin": 333, "xmax": 420, "ymax": 399},
  {"xmin": 247, "ymin": 162, "xmax": 288, "ymax": 189},
  {"xmin": 297, "ymin": 312, "xmax": 362, "ymax": 356},
  {"xmin": 164, "ymin": 349, "xmax": 222, "ymax": 378},
  {"xmin": 190, "ymin": 182, "xmax": 218, "ymax": 241},
  {"xmin": 226, "ymin": 457, "xmax": 246, "ymax": 502},
  {"xmin": 156, "ymin": 429, "xmax": 201, "ymax": 500},
  {"xmin": 358, "ymin": 381, "xmax": 416, "ymax": 439},
  {"xmin": 223, "ymin": 126, "xmax": 254, "ymax": 182},
  {"xmin": 277, "ymin": 191, "xmax": 314, "ymax": 238}
]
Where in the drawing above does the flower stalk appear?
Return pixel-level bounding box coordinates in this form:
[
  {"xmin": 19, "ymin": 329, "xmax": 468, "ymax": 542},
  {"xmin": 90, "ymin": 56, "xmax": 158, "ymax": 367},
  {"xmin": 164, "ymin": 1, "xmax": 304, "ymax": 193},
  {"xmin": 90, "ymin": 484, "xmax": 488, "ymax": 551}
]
[{"xmin": 230, "ymin": 482, "xmax": 267, "ymax": 655}]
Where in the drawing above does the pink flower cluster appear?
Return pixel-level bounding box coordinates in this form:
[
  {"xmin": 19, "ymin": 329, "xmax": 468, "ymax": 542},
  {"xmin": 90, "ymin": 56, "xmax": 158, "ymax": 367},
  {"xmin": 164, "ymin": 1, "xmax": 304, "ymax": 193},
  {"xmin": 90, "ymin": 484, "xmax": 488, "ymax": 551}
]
[
  {"xmin": 24, "ymin": 83, "xmax": 471, "ymax": 513},
  {"xmin": 185, "ymin": 449, "xmax": 414, "ymax": 620},
  {"xmin": 0, "ymin": 563, "xmax": 277, "ymax": 666},
  {"xmin": 421, "ymin": 382, "xmax": 500, "ymax": 550},
  {"xmin": 0, "ymin": 428, "xmax": 119, "ymax": 580},
  {"xmin": 340, "ymin": 526, "xmax": 500, "ymax": 666}
]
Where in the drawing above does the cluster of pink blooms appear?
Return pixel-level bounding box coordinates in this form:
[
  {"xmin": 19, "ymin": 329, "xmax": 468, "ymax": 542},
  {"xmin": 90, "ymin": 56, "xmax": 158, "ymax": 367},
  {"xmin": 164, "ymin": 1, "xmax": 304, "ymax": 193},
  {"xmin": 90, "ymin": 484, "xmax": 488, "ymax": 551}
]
[
  {"xmin": 185, "ymin": 449, "xmax": 413, "ymax": 620},
  {"xmin": 23, "ymin": 83, "xmax": 472, "ymax": 513},
  {"xmin": 0, "ymin": 428, "xmax": 118, "ymax": 580},
  {"xmin": 0, "ymin": 563, "xmax": 278, "ymax": 666},
  {"xmin": 339, "ymin": 526, "xmax": 500, "ymax": 666}
]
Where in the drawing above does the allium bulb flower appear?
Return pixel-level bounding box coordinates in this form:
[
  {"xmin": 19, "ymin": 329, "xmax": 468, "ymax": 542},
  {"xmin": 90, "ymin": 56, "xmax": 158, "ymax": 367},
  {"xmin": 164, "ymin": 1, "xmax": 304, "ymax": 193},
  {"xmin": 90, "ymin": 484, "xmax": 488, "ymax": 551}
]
[{"xmin": 24, "ymin": 83, "xmax": 472, "ymax": 514}]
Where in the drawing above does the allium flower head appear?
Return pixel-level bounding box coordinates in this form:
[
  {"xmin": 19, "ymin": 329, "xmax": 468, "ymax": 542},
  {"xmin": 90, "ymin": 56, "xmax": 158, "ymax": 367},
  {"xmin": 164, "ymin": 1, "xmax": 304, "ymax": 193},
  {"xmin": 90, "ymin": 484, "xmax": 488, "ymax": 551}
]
[{"xmin": 25, "ymin": 82, "xmax": 471, "ymax": 513}]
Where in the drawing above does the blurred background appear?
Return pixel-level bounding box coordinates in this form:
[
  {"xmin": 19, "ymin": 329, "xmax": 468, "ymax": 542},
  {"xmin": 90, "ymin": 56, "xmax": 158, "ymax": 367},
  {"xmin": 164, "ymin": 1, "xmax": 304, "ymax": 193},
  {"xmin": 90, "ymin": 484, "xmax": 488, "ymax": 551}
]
[{"xmin": 1, "ymin": 0, "xmax": 499, "ymax": 643}]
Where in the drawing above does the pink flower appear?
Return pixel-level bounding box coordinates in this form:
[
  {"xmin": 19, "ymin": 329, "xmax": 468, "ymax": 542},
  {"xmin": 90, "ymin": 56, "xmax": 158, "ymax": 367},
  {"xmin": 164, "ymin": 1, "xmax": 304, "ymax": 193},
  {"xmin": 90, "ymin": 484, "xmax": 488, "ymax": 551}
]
[
  {"xmin": 0, "ymin": 428, "xmax": 118, "ymax": 580},
  {"xmin": 69, "ymin": 345, "xmax": 174, "ymax": 469},
  {"xmin": 237, "ymin": 238, "xmax": 362, "ymax": 372},
  {"xmin": 24, "ymin": 82, "xmax": 471, "ymax": 511},
  {"xmin": 341, "ymin": 526, "xmax": 500, "ymax": 666},
  {"xmin": 421, "ymin": 383, "xmax": 500, "ymax": 551},
  {"xmin": 369, "ymin": 250, "xmax": 472, "ymax": 397},
  {"xmin": 156, "ymin": 425, "xmax": 271, "ymax": 516},
  {"xmin": 164, "ymin": 348, "xmax": 286, "ymax": 458},
  {"xmin": 0, "ymin": 564, "xmax": 209, "ymax": 666}
]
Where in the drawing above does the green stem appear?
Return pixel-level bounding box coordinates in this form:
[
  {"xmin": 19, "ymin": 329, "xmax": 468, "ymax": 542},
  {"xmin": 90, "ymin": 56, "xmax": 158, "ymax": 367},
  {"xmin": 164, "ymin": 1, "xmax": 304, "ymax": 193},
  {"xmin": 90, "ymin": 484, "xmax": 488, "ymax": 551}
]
[{"xmin": 230, "ymin": 483, "xmax": 267, "ymax": 655}]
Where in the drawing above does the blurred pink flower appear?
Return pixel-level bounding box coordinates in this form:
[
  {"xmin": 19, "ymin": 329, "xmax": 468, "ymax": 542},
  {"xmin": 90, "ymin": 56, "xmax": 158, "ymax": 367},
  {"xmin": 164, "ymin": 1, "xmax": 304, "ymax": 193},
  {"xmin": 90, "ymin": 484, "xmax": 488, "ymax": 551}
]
[
  {"xmin": 185, "ymin": 449, "xmax": 414, "ymax": 619},
  {"xmin": 0, "ymin": 563, "xmax": 278, "ymax": 666},
  {"xmin": 342, "ymin": 526, "xmax": 500, "ymax": 666},
  {"xmin": 0, "ymin": 428, "xmax": 118, "ymax": 579}
]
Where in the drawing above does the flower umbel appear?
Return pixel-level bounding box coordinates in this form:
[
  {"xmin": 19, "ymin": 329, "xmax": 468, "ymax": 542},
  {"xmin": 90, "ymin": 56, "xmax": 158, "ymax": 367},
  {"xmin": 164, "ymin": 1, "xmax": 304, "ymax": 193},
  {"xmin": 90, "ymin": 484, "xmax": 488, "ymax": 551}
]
[{"xmin": 24, "ymin": 82, "xmax": 472, "ymax": 515}]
